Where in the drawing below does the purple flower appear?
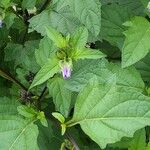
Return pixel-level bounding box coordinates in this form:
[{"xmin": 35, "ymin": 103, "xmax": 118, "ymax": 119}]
[
  {"xmin": 60, "ymin": 59, "xmax": 72, "ymax": 79},
  {"xmin": 61, "ymin": 64, "xmax": 71, "ymax": 79}
]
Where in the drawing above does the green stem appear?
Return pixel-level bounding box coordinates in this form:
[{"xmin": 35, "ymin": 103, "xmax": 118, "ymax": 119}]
[
  {"xmin": 37, "ymin": 87, "xmax": 47, "ymax": 110},
  {"xmin": 65, "ymin": 120, "xmax": 78, "ymax": 128}
]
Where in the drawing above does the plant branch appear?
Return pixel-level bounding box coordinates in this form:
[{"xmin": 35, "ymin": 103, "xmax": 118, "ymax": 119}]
[
  {"xmin": 65, "ymin": 131, "xmax": 80, "ymax": 150},
  {"xmin": 0, "ymin": 68, "xmax": 28, "ymax": 91},
  {"xmin": 49, "ymin": 116, "xmax": 80, "ymax": 150},
  {"xmin": 21, "ymin": 9, "xmax": 30, "ymax": 45},
  {"xmin": 37, "ymin": 87, "xmax": 47, "ymax": 110}
]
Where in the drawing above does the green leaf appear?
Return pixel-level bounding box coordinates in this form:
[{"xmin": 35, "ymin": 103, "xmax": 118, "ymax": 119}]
[
  {"xmin": 70, "ymin": 27, "xmax": 88, "ymax": 49},
  {"xmin": 35, "ymin": 36, "xmax": 56, "ymax": 67},
  {"xmin": 39, "ymin": 117, "xmax": 48, "ymax": 128},
  {"xmin": 4, "ymin": 12, "xmax": 16, "ymax": 29},
  {"xmin": 29, "ymin": 10, "xmax": 51, "ymax": 35},
  {"xmin": 102, "ymin": 0, "xmax": 144, "ymax": 15},
  {"xmin": 37, "ymin": 112, "xmax": 48, "ymax": 127},
  {"xmin": 100, "ymin": 1, "xmax": 145, "ymax": 48},
  {"xmin": 46, "ymin": 26, "xmax": 67, "ymax": 48},
  {"xmin": 122, "ymin": 16, "xmax": 150, "ymax": 68},
  {"xmin": 47, "ymin": 77, "xmax": 72, "ymax": 117},
  {"xmin": 101, "ymin": 0, "xmax": 118, "ymax": 5},
  {"xmin": 17, "ymin": 105, "xmax": 37, "ymax": 118},
  {"xmin": 30, "ymin": 57, "xmax": 60, "ymax": 89},
  {"xmin": 0, "ymin": 97, "xmax": 19, "ymax": 115},
  {"xmin": 146, "ymin": 142, "xmax": 150, "ymax": 150},
  {"xmin": 100, "ymin": 4, "xmax": 130, "ymax": 48},
  {"xmin": 140, "ymin": 0, "xmax": 149, "ymax": 7},
  {"xmin": 16, "ymin": 68, "xmax": 30, "ymax": 87},
  {"xmin": 4, "ymin": 41, "xmax": 40, "ymax": 72},
  {"xmin": 135, "ymin": 53, "xmax": 150, "ymax": 86},
  {"xmin": 0, "ymin": 0, "xmax": 10, "ymax": 8},
  {"xmin": 29, "ymin": 5, "xmax": 80, "ymax": 36},
  {"xmin": 47, "ymin": 4, "xmax": 80, "ymax": 35},
  {"xmin": 22, "ymin": 0, "xmax": 37, "ymax": 9},
  {"xmin": 65, "ymin": 59, "xmax": 113, "ymax": 92},
  {"xmin": 66, "ymin": 78, "xmax": 150, "ymax": 149},
  {"xmin": 71, "ymin": 48, "xmax": 106, "ymax": 60},
  {"xmin": 118, "ymin": 0, "xmax": 144, "ymax": 15},
  {"xmin": 110, "ymin": 128, "xmax": 146, "ymax": 149},
  {"xmin": 69, "ymin": 0, "xmax": 101, "ymax": 37},
  {"xmin": 0, "ymin": 27, "xmax": 9, "ymax": 47},
  {"xmin": 66, "ymin": 59, "xmax": 144, "ymax": 92},
  {"xmin": 108, "ymin": 63, "xmax": 145, "ymax": 92},
  {"xmin": 52, "ymin": 112, "xmax": 65, "ymax": 123},
  {"xmin": 37, "ymin": 119, "xmax": 63, "ymax": 150},
  {"xmin": 110, "ymin": 137, "xmax": 131, "ymax": 149},
  {"xmin": 11, "ymin": 17, "xmax": 26, "ymax": 32},
  {"xmin": 61, "ymin": 124, "xmax": 66, "ymax": 135},
  {"xmin": 0, "ymin": 97, "xmax": 39, "ymax": 150},
  {"xmin": 4, "ymin": 43, "xmax": 23, "ymax": 67},
  {"xmin": 128, "ymin": 128, "xmax": 146, "ymax": 150}
]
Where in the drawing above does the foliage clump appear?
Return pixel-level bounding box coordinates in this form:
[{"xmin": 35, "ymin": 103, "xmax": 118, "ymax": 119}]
[{"xmin": 0, "ymin": 0, "xmax": 150, "ymax": 150}]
